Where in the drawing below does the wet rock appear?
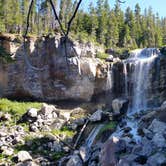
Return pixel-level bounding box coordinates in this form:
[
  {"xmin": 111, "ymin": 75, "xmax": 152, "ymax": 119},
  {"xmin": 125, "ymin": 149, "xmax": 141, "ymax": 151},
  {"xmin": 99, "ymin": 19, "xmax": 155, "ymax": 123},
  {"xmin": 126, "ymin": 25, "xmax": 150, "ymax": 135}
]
[
  {"xmin": 66, "ymin": 155, "xmax": 83, "ymax": 166},
  {"xmin": 27, "ymin": 108, "xmax": 38, "ymax": 118},
  {"xmin": 89, "ymin": 110, "xmax": 103, "ymax": 122},
  {"xmin": 17, "ymin": 151, "xmax": 32, "ymax": 162},
  {"xmin": 88, "ymin": 161, "xmax": 98, "ymax": 166},
  {"xmin": 123, "ymin": 127, "xmax": 132, "ymax": 133},
  {"xmin": 79, "ymin": 146, "xmax": 91, "ymax": 163},
  {"xmin": 120, "ymin": 154, "xmax": 138, "ymax": 163},
  {"xmin": 112, "ymin": 98, "xmax": 128, "ymax": 115},
  {"xmin": 143, "ymin": 128, "xmax": 153, "ymax": 140},
  {"xmin": 161, "ymin": 100, "xmax": 166, "ymax": 109},
  {"xmin": 100, "ymin": 136, "xmax": 126, "ymax": 166},
  {"xmin": 152, "ymin": 133, "xmax": 166, "ymax": 148},
  {"xmin": 148, "ymin": 119, "xmax": 166, "ymax": 134},
  {"xmin": 118, "ymin": 159, "xmax": 130, "ymax": 166},
  {"xmin": 147, "ymin": 153, "xmax": 166, "ymax": 166},
  {"xmin": 134, "ymin": 155, "xmax": 147, "ymax": 165}
]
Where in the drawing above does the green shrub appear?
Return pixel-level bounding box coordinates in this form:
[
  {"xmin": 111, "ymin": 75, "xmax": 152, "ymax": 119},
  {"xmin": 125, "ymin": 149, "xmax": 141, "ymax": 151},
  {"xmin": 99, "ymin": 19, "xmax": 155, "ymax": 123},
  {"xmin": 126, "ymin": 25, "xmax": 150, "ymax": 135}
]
[{"xmin": 96, "ymin": 51, "xmax": 109, "ymax": 60}]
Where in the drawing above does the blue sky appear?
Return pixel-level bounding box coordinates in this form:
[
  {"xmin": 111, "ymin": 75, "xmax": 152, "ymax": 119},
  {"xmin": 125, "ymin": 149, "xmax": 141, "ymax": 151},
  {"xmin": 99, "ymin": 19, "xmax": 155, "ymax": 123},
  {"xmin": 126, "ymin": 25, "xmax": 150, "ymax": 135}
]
[{"xmin": 80, "ymin": 0, "xmax": 166, "ymax": 18}]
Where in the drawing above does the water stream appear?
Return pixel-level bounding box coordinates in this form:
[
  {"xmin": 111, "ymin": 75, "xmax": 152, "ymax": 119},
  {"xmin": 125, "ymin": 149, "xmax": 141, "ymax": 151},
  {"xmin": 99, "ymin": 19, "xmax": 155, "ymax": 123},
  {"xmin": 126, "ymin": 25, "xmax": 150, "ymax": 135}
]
[
  {"xmin": 111, "ymin": 48, "xmax": 159, "ymax": 142},
  {"xmin": 85, "ymin": 48, "xmax": 159, "ymax": 147},
  {"xmin": 85, "ymin": 124, "xmax": 104, "ymax": 148}
]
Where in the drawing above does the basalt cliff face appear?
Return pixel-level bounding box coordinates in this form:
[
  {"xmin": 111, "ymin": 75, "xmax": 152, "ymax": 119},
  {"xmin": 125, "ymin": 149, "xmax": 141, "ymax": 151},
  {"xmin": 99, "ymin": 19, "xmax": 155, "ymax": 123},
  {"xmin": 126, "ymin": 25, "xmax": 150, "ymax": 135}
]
[{"xmin": 0, "ymin": 34, "xmax": 107, "ymax": 102}]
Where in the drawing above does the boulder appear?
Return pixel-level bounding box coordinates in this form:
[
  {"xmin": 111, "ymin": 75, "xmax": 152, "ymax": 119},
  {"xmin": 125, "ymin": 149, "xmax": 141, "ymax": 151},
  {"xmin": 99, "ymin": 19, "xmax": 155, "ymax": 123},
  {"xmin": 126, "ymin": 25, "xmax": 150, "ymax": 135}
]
[
  {"xmin": 152, "ymin": 133, "xmax": 166, "ymax": 148},
  {"xmin": 17, "ymin": 151, "xmax": 32, "ymax": 162},
  {"xmin": 39, "ymin": 103, "xmax": 57, "ymax": 116},
  {"xmin": 147, "ymin": 153, "xmax": 166, "ymax": 166},
  {"xmin": 105, "ymin": 55, "xmax": 114, "ymax": 62},
  {"xmin": 100, "ymin": 136, "xmax": 126, "ymax": 166},
  {"xmin": 79, "ymin": 146, "xmax": 91, "ymax": 163},
  {"xmin": 66, "ymin": 155, "xmax": 83, "ymax": 166},
  {"xmin": 112, "ymin": 98, "xmax": 128, "ymax": 115},
  {"xmin": 89, "ymin": 110, "xmax": 103, "ymax": 122},
  {"xmin": 27, "ymin": 108, "xmax": 38, "ymax": 118},
  {"xmin": 148, "ymin": 119, "xmax": 166, "ymax": 134},
  {"xmin": 59, "ymin": 111, "xmax": 71, "ymax": 121},
  {"xmin": 16, "ymin": 161, "xmax": 39, "ymax": 166},
  {"xmin": 1, "ymin": 146, "xmax": 14, "ymax": 156}
]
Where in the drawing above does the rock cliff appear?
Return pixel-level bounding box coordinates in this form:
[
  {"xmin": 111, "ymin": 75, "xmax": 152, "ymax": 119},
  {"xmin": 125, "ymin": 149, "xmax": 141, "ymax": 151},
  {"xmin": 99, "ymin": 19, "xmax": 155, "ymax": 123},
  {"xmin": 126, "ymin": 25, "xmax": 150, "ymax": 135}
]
[{"xmin": 0, "ymin": 34, "xmax": 107, "ymax": 102}]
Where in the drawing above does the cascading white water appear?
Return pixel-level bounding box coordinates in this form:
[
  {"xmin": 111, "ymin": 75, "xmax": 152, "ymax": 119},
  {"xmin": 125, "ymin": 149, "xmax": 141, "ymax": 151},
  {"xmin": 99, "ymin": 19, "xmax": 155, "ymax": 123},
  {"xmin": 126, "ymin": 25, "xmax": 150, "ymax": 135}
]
[
  {"xmin": 111, "ymin": 48, "xmax": 159, "ymax": 142},
  {"xmin": 127, "ymin": 48, "xmax": 158, "ymax": 114},
  {"xmin": 123, "ymin": 62, "xmax": 128, "ymax": 97},
  {"xmin": 85, "ymin": 124, "xmax": 104, "ymax": 148},
  {"xmin": 106, "ymin": 64, "xmax": 113, "ymax": 91}
]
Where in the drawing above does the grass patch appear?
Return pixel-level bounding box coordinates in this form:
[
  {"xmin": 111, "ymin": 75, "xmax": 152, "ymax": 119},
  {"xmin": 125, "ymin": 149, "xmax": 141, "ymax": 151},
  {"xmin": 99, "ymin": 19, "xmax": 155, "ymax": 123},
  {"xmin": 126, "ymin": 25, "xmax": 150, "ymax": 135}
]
[
  {"xmin": 0, "ymin": 98, "xmax": 42, "ymax": 116},
  {"xmin": 51, "ymin": 126, "xmax": 76, "ymax": 138}
]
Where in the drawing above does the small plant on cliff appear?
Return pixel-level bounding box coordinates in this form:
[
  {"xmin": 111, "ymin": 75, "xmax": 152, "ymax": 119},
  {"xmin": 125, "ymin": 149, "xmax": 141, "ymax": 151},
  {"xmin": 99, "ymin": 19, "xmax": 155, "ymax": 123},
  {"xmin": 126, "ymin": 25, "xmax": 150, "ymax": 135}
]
[
  {"xmin": 0, "ymin": 45, "xmax": 14, "ymax": 63},
  {"xmin": 96, "ymin": 51, "xmax": 109, "ymax": 60},
  {"xmin": 96, "ymin": 121, "xmax": 117, "ymax": 140}
]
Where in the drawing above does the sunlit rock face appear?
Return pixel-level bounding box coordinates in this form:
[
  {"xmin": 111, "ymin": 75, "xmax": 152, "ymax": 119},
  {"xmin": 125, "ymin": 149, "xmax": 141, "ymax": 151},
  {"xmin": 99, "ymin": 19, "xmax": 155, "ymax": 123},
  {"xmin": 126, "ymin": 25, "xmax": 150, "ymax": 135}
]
[
  {"xmin": 111, "ymin": 48, "xmax": 166, "ymax": 107},
  {"xmin": 0, "ymin": 35, "xmax": 107, "ymax": 101}
]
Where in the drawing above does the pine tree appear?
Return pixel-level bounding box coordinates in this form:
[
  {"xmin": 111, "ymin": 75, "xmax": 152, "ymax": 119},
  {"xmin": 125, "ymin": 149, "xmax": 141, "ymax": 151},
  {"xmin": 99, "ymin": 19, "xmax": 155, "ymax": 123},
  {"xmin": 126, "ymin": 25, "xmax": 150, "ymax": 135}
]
[
  {"xmin": 89, "ymin": 2, "xmax": 98, "ymax": 38},
  {"xmin": 155, "ymin": 13, "xmax": 162, "ymax": 47},
  {"xmin": 0, "ymin": 0, "xmax": 5, "ymax": 32},
  {"xmin": 134, "ymin": 3, "xmax": 141, "ymax": 47},
  {"xmin": 96, "ymin": 0, "xmax": 108, "ymax": 44}
]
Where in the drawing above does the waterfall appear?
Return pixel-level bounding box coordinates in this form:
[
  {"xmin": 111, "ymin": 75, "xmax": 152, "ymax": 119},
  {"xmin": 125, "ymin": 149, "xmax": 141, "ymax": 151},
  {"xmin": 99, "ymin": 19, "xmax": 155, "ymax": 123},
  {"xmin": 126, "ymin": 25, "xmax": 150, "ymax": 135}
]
[
  {"xmin": 111, "ymin": 48, "xmax": 159, "ymax": 142},
  {"xmin": 123, "ymin": 62, "xmax": 128, "ymax": 97},
  {"xmin": 126, "ymin": 48, "xmax": 158, "ymax": 114},
  {"xmin": 106, "ymin": 64, "xmax": 113, "ymax": 91}
]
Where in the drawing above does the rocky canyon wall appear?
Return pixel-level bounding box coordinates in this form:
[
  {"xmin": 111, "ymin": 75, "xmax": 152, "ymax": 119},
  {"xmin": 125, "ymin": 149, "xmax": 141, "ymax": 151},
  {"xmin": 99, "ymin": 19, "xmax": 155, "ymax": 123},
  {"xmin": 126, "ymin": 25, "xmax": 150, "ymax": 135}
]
[{"xmin": 0, "ymin": 34, "xmax": 107, "ymax": 102}]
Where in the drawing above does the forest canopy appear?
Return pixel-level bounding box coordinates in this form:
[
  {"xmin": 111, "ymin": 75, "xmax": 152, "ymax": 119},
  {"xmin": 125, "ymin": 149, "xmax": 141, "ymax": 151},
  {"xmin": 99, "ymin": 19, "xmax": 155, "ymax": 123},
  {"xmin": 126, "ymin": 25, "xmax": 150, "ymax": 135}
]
[{"xmin": 0, "ymin": 0, "xmax": 166, "ymax": 49}]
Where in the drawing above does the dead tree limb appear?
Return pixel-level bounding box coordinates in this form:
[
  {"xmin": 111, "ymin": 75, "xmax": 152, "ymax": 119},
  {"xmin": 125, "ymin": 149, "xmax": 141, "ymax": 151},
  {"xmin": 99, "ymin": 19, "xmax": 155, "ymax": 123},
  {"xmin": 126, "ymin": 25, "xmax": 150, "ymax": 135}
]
[
  {"xmin": 74, "ymin": 119, "xmax": 89, "ymax": 149},
  {"xmin": 23, "ymin": 0, "xmax": 45, "ymax": 71},
  {"xmin": 66, "ymin": 0, "xmax": 83, "ymax": 36},
  {"xmin": 49, "ymin": 0, "xmax": 66, "ymax": 36}
]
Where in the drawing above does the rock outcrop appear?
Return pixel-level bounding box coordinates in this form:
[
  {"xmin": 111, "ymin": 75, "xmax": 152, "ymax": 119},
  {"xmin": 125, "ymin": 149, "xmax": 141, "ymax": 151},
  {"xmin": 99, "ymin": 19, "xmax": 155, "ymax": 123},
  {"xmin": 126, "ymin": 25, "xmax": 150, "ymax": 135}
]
[{"xmin": 0, "ymin": 34, "xmax": 107, "ymax": 102}]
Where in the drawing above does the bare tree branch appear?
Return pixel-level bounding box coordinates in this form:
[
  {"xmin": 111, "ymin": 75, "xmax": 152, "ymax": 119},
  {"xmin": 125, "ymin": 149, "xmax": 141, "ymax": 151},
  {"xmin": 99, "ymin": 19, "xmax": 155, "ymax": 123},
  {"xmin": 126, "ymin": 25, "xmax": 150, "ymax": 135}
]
[
  {"xmin": 49, "ymin": 0, "xmax": 66, "ymax": 36},
  {"xmin": 23, "ymin": 0, "xmax": 45, "ymax": 71},
  {"xmin": 66, "ymin": 0, "xmax": 83, "ymax": 36}
]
